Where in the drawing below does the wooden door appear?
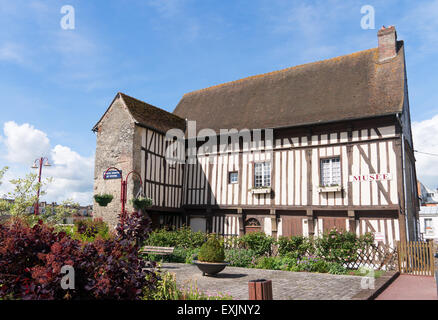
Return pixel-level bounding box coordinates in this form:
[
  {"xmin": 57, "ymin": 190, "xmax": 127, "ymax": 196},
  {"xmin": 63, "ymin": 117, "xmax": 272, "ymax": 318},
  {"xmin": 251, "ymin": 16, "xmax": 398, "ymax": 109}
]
[
  {"xmin": 322, "ymin": 217, "xmax": 346, "ymax": 233},
  {"xmin": 282, "ymin": 216, "xmax": 304, "ymax": 237}
]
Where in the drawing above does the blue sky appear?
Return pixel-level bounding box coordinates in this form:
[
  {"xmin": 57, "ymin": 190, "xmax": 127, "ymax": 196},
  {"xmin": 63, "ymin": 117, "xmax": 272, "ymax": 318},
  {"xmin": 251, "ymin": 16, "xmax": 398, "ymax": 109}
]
[{"xmin": 1, "ymin": 0, "xmax": 438, "ymax": 204}]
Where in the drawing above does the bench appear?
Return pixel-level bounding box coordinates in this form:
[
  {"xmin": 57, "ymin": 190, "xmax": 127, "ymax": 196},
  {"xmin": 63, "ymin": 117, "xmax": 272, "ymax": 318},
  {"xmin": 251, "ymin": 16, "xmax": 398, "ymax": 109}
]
[{"xmin": 140, "ymin": 246, "xmax": 175, "ymax": 256}]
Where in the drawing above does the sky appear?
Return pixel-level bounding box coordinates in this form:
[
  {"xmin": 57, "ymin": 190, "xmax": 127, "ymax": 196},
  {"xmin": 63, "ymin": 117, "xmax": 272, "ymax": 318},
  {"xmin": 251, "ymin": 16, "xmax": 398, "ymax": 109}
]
[{"xmin": 1, "ymin": 0, "xmax": 438, "ymax": 205}]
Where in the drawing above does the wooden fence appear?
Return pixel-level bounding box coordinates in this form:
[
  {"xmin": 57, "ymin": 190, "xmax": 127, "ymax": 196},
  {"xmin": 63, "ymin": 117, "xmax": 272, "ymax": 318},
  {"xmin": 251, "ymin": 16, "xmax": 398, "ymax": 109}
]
[{"xmin": 398, "ymin": 241, "xmax": 435, "ymax": 276}]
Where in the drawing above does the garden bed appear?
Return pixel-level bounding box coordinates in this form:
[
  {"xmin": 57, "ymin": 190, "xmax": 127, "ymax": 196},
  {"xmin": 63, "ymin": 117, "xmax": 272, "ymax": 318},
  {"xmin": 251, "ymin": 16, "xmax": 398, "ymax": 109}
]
[{"xmin": 142, "ymin": 227, "xmax": 383, "ymax": 278}]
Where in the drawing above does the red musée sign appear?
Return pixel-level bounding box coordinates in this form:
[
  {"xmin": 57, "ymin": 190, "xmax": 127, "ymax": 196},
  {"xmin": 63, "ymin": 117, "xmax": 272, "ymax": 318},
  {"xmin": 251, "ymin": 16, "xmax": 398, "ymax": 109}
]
[{"xmin": 349, "ymin": 173, "xmax": 392, "ymax": 182}]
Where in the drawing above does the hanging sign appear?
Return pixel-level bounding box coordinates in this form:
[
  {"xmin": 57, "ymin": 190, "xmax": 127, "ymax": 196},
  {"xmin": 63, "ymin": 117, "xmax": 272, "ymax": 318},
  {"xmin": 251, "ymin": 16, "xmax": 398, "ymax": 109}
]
[
  {"xmin": 104, "ymin": 170, "xmax": 122, "ymax": 180},
  {"xmin": 349, "ymin": 173, "xmax": 392, "ymax": 182}
]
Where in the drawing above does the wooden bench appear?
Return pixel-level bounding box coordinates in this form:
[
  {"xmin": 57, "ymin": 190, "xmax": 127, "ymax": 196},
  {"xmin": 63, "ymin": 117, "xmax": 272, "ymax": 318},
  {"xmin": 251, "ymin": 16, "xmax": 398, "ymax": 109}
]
[{"xmin": 140, "ymin": 246, "xmax": 175, "ymax": 256}]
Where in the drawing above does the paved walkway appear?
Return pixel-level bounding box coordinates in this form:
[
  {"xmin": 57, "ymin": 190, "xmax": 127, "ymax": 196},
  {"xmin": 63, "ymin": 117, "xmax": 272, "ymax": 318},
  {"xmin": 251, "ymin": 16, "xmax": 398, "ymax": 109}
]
[
  {"xmin": 375, "ymin": 275, "xmax": 437, "ymax": 300},
  {"xmin": 160, "ymin": 263, "xmax": 366, "ymax": 300}
]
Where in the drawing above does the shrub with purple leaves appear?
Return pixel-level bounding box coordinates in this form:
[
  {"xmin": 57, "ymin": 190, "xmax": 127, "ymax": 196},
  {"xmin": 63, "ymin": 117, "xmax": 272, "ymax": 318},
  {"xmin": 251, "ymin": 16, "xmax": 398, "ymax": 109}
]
[
  {"xmin": 115, "ymin": 210, "xmax": 152, "ymax": 247},
  {"xmin": 0, "ymin": 218, "xmax": 158, "ymax": 300}
]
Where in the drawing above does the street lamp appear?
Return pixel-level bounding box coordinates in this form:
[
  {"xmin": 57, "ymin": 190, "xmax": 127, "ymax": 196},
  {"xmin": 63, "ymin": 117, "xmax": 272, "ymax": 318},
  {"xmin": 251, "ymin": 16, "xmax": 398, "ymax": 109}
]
[
  {"xmin": 31, "ymin": 157, "xmax": 51, "ymax": 215},
  {"xmin": 103, "ymin": 167, "xmax": 143, "ymax": 227}
]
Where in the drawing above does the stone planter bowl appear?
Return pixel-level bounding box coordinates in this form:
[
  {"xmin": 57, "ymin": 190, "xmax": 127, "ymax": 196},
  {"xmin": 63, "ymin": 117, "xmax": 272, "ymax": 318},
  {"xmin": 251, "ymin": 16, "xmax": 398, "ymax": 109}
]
[{"xmin": 193, "ymin": 260, "xmax": 229, "ymax": 276}]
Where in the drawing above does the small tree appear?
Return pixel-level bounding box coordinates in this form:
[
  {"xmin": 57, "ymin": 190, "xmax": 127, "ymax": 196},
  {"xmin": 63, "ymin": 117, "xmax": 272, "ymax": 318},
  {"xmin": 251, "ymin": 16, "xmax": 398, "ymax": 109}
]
[
  {"xmin": 0, "ymin": 166, "xmax": 7, "ymax": 186},
  {"xmin": 3, "ymin": 172, "xmax": 52, "ymax": 222},
  {"xmin": 0, "ymin": 167, "xmax": 10, "ymax": 217},
  {"xmin": 41, "ymin": 199, "xmax": 80, "ymax": 225}
]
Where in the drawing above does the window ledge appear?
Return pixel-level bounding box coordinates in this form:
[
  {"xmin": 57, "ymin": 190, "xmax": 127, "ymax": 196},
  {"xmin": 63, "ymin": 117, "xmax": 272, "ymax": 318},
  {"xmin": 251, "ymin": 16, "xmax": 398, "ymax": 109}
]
[
  {"xmin": 317, "ymin": 185, "xmax": 342, "ymax": 193},
  {"xmin": 250, "ymin": 187, "xmax": 272, "ymax": 194}
]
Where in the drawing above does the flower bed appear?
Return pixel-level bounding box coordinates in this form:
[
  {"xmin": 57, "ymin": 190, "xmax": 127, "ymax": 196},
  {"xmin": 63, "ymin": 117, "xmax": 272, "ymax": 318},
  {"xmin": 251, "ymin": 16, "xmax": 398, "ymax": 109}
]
[{"xmin": 143, "ymin": 227, "xmax": 376, "ymax": 276}]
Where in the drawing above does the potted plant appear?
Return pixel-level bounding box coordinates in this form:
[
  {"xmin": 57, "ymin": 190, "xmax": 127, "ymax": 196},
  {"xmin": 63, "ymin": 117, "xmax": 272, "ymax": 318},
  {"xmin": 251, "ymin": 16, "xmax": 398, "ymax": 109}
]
[
  {"xmin": 130, "ymin": 196, "xmax": 153, "ymax": 212},
  {"xmin": 193, "ymin": 235, "xmax": 228, "ymax": 276},
  {"xmin": 94, "ymin": 194, "xmax": 113, "ymax": 207}
]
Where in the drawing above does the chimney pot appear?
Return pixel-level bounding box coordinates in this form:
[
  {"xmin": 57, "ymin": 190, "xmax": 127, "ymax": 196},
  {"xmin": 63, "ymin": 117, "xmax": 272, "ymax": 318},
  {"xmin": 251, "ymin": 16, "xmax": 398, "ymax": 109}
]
[{"xmin": 378, "ymin": 25, "xmax": 397, "ymax": 62}]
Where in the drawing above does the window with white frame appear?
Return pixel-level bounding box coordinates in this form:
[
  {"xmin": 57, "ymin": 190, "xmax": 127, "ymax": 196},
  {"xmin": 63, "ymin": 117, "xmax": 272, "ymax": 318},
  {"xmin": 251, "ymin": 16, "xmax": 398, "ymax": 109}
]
[
  {"xmin": 229, "ymin": 171, "xmax": 238, "ymax": 184},
  {"xmin": 425, "ymin": 218, "xmax": 433, "ymax": 235},
  {"xmin": 254, "ymin": 162, "xmax": 271, "ymax": 187},
  {"xmin": 320, "ymin": 157, "xmax": 341, "ymax": 187}
]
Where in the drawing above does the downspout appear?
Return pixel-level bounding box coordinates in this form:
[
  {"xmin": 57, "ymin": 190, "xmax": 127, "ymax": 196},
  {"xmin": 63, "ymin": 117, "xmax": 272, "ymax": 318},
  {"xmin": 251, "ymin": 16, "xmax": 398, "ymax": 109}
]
[{"xmin": 398, "ymin": 113, "xmax": 410, "ymax": 241}]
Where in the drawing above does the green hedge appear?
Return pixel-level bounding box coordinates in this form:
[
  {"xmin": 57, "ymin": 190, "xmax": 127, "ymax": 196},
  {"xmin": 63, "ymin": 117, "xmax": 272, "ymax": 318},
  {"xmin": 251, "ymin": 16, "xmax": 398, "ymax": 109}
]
[
  {"xmin": 238, "ymin": 232, "xmax": 275, "ymax": 256},
  {"xmin": 145, "ymin": 226, "xmax": 207, "ymax": 249},
  {"xmin": 314, "ymin": 229, "xmax": 374, "ymax": 264},
  {"xmin": 142, "ymin": 227, "xmax": 374, "ymax": 275}
]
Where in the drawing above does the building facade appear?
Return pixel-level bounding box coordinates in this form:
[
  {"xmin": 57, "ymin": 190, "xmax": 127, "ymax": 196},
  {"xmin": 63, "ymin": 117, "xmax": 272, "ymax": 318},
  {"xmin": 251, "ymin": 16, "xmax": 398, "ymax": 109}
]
[
  {"xmin": 93, "ymin": 26, "xmax": 419, "ymax": 245},
  {"xmin": 419, "ymin": 206, "xmax": 438, "ymax": 242}
]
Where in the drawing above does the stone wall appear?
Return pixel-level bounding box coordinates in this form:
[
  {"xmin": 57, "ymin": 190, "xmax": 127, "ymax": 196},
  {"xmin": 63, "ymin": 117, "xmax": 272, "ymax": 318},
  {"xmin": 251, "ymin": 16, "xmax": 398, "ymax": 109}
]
[{"xmin": 93, "ymin": 97, "xmax": 137, "ymax": 229}]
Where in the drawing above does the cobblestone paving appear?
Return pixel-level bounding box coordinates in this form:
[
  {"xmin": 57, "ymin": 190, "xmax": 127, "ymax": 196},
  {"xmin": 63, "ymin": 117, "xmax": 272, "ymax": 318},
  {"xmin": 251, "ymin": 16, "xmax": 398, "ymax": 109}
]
[{"xmin": 160, "ymin": 263, "xmax": 365, "ymax": 300}]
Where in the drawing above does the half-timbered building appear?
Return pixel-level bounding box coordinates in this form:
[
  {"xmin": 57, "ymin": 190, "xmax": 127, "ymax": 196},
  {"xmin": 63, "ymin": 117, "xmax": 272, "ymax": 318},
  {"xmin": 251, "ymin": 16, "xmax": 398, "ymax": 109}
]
[{"xmin": 92, "ymin": 26, "xmax": 419, "ymax": 244}]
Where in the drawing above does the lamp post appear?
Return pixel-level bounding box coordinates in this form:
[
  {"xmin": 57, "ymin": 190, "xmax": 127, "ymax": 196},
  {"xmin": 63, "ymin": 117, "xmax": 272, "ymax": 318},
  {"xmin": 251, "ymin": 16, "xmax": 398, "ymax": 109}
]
[
  {"xmin": 103, "ymin": 167, "xmax": 143, "ymax": 226},
  {"xmin": 31, "ymin": 157, "xmax": 51, "ymax": 215}
]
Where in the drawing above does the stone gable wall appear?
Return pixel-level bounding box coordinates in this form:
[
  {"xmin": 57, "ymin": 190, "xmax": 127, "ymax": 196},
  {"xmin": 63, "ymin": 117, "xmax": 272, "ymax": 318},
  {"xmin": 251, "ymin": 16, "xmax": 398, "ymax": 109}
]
[{"xmin": 93, "ymin": 97, "xmax": 137, "ymax": 228}]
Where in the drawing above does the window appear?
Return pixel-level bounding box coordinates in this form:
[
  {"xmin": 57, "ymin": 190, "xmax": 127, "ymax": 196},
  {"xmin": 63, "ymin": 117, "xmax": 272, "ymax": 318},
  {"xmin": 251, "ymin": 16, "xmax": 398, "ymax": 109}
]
[
  {"xmin": 425, "ymin": 218, "xmax": 433, "ymax": 235},
  {"xmin": 229, "ymin": 171, "xmax": 238, "ymax": 184},
  {"xmin": 320, "ymin": 157, "xmax": 341, "ymax": 186},
  {"xmin": 254, "ymin": 162, "xmax": 271, "ymax": 187}
]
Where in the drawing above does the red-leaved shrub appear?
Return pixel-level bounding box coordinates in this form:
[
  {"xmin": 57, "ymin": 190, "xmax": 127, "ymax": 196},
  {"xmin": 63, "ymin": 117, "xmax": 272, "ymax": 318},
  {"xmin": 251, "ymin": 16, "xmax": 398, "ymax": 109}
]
[{"xmin": 0, "ymin": 217, "xmax": 157, "ymax": 300}]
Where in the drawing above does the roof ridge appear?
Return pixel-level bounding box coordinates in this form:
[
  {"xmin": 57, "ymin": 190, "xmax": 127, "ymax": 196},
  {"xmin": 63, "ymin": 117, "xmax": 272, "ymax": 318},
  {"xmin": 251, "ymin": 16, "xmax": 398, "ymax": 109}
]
[
  {"xmin": 118, "ymin": 92, "xmax": 186, "ymax": 122},
  {"xmin": 181, "ymin": 47, "xmax": 378, "ymax": 98}
]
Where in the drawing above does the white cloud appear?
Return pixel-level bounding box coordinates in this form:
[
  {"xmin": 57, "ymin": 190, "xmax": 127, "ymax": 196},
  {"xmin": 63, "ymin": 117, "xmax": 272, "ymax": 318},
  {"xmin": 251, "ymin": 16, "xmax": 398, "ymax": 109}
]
[
  {"xmin": 0, "ymin": 43, "xmax": 26, "ymax": 65},
  {"xmin": 146, "ymin": 0, "xmax": 185, "ymax": 18},
  {"xmin": 0, "ymin": 122, "xmax": 94, "ymax": 205},
  {"xmin": 3, "ymin": 121, "xmax": 51, "ymax": 164},
  {"xmin": 43, "ymin": 145, "xmax": 94, "ymax": 205},
  {"xmin": 412, "ymin": 114, "xmax": 438, "ymax": 190}
]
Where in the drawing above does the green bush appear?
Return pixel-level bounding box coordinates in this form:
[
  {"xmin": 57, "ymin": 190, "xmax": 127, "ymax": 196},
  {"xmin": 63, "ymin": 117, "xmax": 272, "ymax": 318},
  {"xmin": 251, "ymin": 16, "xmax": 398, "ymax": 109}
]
[
  {"xmin": 277, "ymin": 235, "xmax": 314, "ymax": 258},
  {"xmin": 185, "ymin": 248, "xmax": 200, "ymax": 264},
  {"xmin": 327, "ymin": 262, "xmax": 348, "ymax": 275},
  {"xmin": 145, "ymin": 226, "xmax": 207, "ymax": 249},
  {"xmin": 142, "ymin": 247, "xmax": 200, "ymax": 264},
  {"xmin": 254, "ymin": 256, "xmax": 283, "ymax": 270},
  {"xmin": 314, "ymin": 228, "xmax": 374, "ymax": 264},
  {"xmin": 198, "ymin": 235, "xmax": 225, "ymax": 263},
  {"xmin": 239, "ymin": 232, "xmax": 275, "ymax": 256},
  {"xmin": 169, "ymin": 247, "xmax": 189, "ymax": 263},
  {"xmin": 53, "ymin": 224, "xmax": 74, "ymax": 236},
  {"xmin": 225, "ymin": 249, "xmax": 258, "ymax": 268},
  {"xmin": 72, "ymin": 218, "xmax": 111, "ymax": 242},
  {"xmin": 294, "ymin": 256, "xmax": 331, "ymax": 273}
]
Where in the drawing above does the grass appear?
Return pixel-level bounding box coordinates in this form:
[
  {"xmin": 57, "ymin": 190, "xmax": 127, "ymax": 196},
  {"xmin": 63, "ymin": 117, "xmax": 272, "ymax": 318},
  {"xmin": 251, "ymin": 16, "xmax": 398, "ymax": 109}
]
[{"xmin": 347, "ymin": 269, "xmax": 385, "ymax": 278}]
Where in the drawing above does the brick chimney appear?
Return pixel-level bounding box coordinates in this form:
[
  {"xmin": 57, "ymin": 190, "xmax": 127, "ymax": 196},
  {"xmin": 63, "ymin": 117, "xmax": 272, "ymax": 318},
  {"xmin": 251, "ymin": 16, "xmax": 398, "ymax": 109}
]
[{"xmin": 377, "ymin": 25, "xmax": 397, "ymax": 62}]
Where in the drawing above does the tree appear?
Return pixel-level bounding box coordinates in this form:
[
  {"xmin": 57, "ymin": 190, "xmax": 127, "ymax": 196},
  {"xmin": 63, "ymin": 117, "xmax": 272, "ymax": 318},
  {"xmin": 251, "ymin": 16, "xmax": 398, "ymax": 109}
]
[
  {"xmin": 42, "ymin": 199, "xmax": 80, "ymax": 225},
  {"xmin": 5, "ymin": 172, "xmax": 52, "ymax": 218},
  {"xmin": 0, "ymin": 167, "xmax": 10, "ymax": 215},
  {"xmin": 0, "ymin": 166, "xmax": 7, "ymax": 186}
]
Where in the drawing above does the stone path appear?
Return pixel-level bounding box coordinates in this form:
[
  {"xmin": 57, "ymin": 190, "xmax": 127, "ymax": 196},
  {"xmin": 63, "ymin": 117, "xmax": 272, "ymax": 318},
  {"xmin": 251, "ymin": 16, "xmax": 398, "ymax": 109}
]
[{"xmin": 159, "ymin": 263, "xmax": 366, "ymax": 300}]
